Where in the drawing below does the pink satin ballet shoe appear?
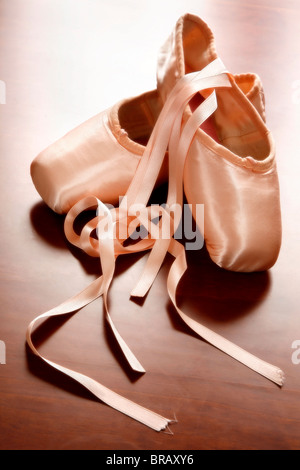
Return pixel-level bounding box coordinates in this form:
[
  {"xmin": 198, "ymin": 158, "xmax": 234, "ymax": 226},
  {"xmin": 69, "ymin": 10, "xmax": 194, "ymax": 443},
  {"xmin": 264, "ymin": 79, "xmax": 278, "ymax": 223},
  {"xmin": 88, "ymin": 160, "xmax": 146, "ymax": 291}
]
[
  {"xmin": 156, "ymin": 13, "xmax": 281, "ymax": 272},
  {"xmin": 30, "ymin": 89, "xmax": 167, "ymax": 214}
]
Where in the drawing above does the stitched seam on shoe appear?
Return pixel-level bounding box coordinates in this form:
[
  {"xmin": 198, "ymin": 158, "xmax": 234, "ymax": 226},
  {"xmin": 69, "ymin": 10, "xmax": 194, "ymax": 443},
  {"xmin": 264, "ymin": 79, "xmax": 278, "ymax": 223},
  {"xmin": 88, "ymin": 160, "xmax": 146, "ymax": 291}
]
[
  {"xmin": 108, "ymin": 102, "xmax": 145, "ymax": 157},
  {"xmin": 191, "ymin": 120, "xmax": 275, "ymax": 172},
  {"xmin": 175, "ymin": 14, "xmax": 218, "ymax": 79}
]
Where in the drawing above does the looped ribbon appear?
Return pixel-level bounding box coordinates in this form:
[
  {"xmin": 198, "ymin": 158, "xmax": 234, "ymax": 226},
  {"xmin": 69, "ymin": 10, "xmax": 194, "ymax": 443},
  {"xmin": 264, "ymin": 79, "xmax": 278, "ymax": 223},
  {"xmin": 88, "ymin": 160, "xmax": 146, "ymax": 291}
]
[{"xmin": 27, "ymin": 59, "xmax": 285, "ymax": 432}]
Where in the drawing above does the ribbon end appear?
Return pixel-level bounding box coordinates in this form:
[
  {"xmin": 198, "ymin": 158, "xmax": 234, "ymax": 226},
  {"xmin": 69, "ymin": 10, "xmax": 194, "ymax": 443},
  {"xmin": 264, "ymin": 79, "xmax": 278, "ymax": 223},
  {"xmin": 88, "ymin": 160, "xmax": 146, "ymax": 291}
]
[
  {"xmin": 133, "ymin": 364, "xmax": 146, "ymax": 374},
  {"xmin": 276, "ymin": 369, "xmax": 285, "ymax": 387},
  {"xmin": 170, "ymin": 412, "xmax": 178, "ymax": 424},
  {"xmin": 162, "ymin": 424, "xmax": 174, "ymax": 435},
  {"xmin": 130, "ymin": 286, "xmax": 150, "ymax": 298}
]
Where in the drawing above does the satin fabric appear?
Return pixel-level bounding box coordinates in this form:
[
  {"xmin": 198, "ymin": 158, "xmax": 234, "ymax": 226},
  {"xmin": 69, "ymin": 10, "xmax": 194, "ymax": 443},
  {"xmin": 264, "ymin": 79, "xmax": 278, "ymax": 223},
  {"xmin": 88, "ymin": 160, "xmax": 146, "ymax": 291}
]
[
  {"xmin": 30, "ymin": 109, "xmax": 145, "ymax": 214},
  {"xmin": 30, "ymin": 90, "xmax": 169, "ymax": 214},
  {"xmin": 157, "ymin": 13, "xmax": 266, "ymax": 121},
  {"xmin": 156, "ymin": 13, "xmax": 282, "ymax": 272},
  {"xmin": 184, "ymin": 123, "xmax": 281, "ymax": 272}
]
